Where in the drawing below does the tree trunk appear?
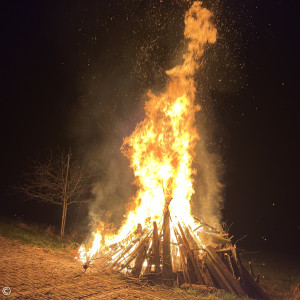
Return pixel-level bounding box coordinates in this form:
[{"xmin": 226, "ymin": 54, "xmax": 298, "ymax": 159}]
[
  {"xmin": 60, "ymin": 153, "xmax": 70, "ymax": 237},
  {"xmin": 60, "ymin": 201, "xmax": 67, "ymax": 236}
]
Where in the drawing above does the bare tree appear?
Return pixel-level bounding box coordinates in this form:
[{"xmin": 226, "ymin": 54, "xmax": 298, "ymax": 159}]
[{"xmin": 15, "ymin": 150, "xmax": 94, "ymax": 236}]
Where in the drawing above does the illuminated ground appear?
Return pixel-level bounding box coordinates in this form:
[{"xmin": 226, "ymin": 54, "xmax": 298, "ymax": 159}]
[
  {"xmin": 0, "ymin": 236, "xmax": 206, "ymax": 299},
  {"xmin": 1, "ymin": 234, "xmax": 299, "ymax": 299}
]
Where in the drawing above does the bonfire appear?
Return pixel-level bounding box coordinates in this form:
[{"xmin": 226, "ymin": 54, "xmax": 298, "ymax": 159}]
[{"xmin": 76, "ymin": 2, "xmax": 268, "ymax": 299}]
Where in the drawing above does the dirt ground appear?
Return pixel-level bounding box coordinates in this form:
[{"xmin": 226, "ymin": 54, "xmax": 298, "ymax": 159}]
[{"xmin": 0, "ymin": 236, "xmax": 207, "ymax": 299}]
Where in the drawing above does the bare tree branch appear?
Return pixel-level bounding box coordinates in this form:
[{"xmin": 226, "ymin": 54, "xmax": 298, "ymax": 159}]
[{"xmin": 13, "ymin": 149, "xmax": 95, "ymax": 236}]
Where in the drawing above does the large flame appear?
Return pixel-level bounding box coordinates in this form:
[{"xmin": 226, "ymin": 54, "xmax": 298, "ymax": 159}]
[{"xmin": 78, "ymin": 1, "xmax": 217, "ymax": 265}]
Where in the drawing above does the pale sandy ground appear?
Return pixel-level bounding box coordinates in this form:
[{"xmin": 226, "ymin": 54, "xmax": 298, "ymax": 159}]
[{"xmin": 0, "ymin": 236, "xmax": 208, "ymax": 299}]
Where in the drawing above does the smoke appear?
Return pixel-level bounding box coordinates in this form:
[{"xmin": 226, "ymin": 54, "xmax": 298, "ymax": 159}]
[
  {"xmin": 67, "ymin": 1, "xmax": 230, "ymax": 232},
  {"xmin": 192, "ymin": 116, "xmax": 224, "ymax": 229}
]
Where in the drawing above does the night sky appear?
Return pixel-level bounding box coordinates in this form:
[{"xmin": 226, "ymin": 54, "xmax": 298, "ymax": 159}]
[{"xmin": 1, "ymin": 0, "xmax": 298, "ymax": 255}]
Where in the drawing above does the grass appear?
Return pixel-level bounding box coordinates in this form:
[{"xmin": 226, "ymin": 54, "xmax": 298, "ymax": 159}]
[
  {"xmin": 0, "ymin": 217, "xmax": 78, "ymax": 252},
  {"xmin": 240, "ymin": 252, "xmax": 300, "ymax": 300},
  {"xmin": 174, "ymin": 286, "xmax": 251, "ymax": 299}
]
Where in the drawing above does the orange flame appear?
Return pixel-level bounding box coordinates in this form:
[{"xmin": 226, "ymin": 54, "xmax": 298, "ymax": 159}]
[{"xmin": 77, "ymin": 1, "xmax": 217, "ymax": 265}]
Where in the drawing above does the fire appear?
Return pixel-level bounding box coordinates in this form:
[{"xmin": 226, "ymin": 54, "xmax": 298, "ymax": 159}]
[{"xmin": 77, "ymin": 1, "xmax": 217, "ymax": 265}]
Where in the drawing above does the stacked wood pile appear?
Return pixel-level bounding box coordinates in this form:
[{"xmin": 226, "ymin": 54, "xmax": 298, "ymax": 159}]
[{"xmin": 92, "ymin": 208, "xmax": 269, "ymax": 300}]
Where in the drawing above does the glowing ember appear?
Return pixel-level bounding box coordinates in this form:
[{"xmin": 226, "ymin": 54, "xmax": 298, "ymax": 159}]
[{"xmin": 77, "ymin": 1, "xmax": 217, "ymax": 265}]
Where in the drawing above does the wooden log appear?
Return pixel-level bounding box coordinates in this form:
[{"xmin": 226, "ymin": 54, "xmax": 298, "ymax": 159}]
[
  {"xmin": 194, "ymin": 218, "xmax": 221, "ymax": 233},
  {"xmin": 236, "ymin": 251, "xmax": 270, "ymax": 300},
  {"xmin": 144, "ymin": 247, "xmax": 153, "ymax": 274},
  {"xmin": 110, "ymin": 229, "xmax": 145, "ymax": 269},
  {"xmin": 178, "ymin": 222, "xmax": 205, "ymax": 285},
  {"xmin": 216, "ymin": 247, "xmax": 233, "ymax": 254},
  {"xmin": 205, "ymin": 252, "xmax": 236, "ymax": 294},
  {"xmin": 162, "ymin": 208, "xmax": 173, "ymax": 285},
  {"xmin": 122, "ymin": 231, "xmax": 152, "ymax": 270},
  {"xmin": 240, "ymin": 263, "xmax": 269, "ymax": 299},
  {"xmin": 185, "ymin": 225, "xmax": 214, "ymax": 286},
  {"xmin": 198, "ymin": 232, "xmax": 231, "ymax": 246},
  {"xmin": 185, "ymin": 225, "xmax": 201, "ymax": 253},
  {"xmin": 143, "ymin": 222, "xmax": 161, "ymax": 275},
  {"xmin": 203, "ymin": 264, "xmax": 214, "ymax": 287},
  {"xmin": 173, "ymin": 227, "xmax": 191, "ymax": 284},
  {"xmin": 171, "ymin": 245, "xmax": 178, "ymax": 272},
  {"xmin": 224, "ymin": 253, "xmax": 236, "ymax": 279},
  {"xmin": 131, "ymin": 238, "xmax": 150, "ymax": 277},
  {"xmin": 198, "ymin": 259, "xmax": 214, "ymax": 287},
  {"xmin": 153, "ymin": 221, "xmax": 161, "ymax": 274},
  {"xmin": 187, "ymin": 255, "xmax": 198, "ymax": 283},
  {"xmin": 206, "ymin": 245, "xmax": 246, "ymax": 297},
  {"xmin": 176, "ymin": 271, "xmax": 184, "ymax": 287},
  {"xmin": 229, "ymin": 246, "xmax": 243, "ymax": 281},
  {"xmin": 111, "ymin": 243, "xmax": 135, "ymax": 268}
]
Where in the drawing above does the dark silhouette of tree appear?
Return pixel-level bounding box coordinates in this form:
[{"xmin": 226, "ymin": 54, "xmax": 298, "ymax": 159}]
[{"xmin": 14, "ymin": 150, "xmax": 94, "ymax": 236}]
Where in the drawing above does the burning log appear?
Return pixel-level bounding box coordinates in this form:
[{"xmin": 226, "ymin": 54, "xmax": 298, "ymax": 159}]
[
  {"xmin": 131, "ymin": 238, "xmax": 149, "ymax": 277},
  {"xmin": 162, "ymin": 208, "xmax": 173, "ymax": 285},
  {"xmin": 152, "ymin": 221, "xmax": 161, "ymax": 274},
  {"xmin": 111, "ymin": 243, "xmax": 135, "ymax": 269},
  {"xmin": 144, "ymin": 225, "xmax": 160, "ymax": 275},
  {"xmin": 122, "ymin": 232, "xmax": 152, "ymax": 270},
  {"xmin": 173, "ymin": 227, "xmax": 191, "ymax": 283}
]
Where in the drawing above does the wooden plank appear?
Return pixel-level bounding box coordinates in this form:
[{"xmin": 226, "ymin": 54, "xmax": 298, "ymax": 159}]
[
  {"xmin": 224, "ymin": 253, "xmax": 235, "ymax": 279},
  {"xmin": 216, "ymin": 247, "xmax": 233, "ymax": 253},
  {"xmin": 178, "ymin": 222, "xmax": 204, "ymax": 285},
  {"xmin": 203, "ymin": 264, "xmax": 214, "ymax": 287},
  {"xmin": 205, "ymin": 253, "xmax": 236, "ymax": 294},
  {"xmin": 131, "ymin": 239, "xmax": 149, "ymax": 277},
  {"xmin": 194, "ymin": 218, "xmax": 221, "ymax": 233},
  {"xmin": 198, "ymin": 232, "xmax": 231, "ymax": 246},
  {"xmin": 229, "ymin": 246, "xmax": 243, "ymax": 281},
  {"xmin": 153, "ymin": 221, "xmax": 161, "ymax": 274},
  {"xmin": 143, "ymin": 222, "xmax": 161, "ymax": 274},
  {"xmin": 206, "ymin": 245, "xmax": 246, "ymax": 297},
  {"xmin": 173, "ymin": 227, "xmax": 191, "ymax": 284},
  {"xmin": 172, "ymin": 247, "xmax": 178, "ymax": 272},
  {"xmin": 198, "ymin": 258, "xmax": 214, "ymax": 287},
  {"xmin": 111, "ymin": 243, "xmax": 135, "ymax": 268},
  {"xmin": 122, "ymin": 231, "xmax": 152, "ymax": 269}
]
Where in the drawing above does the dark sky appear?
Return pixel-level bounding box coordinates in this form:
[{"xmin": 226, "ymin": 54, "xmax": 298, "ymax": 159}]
[{"xmin": 0, "ymin": 0, "xmax": 298, "ymax": 254}]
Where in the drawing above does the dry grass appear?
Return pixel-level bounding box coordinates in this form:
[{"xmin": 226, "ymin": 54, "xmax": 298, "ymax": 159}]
[
  {"xmin": 240, "ymin": 251, "xmax": 300, "ymax": 300},
  {"xmin": 0, "ymin": 217, "xmax": 78, "ymax": 252}
]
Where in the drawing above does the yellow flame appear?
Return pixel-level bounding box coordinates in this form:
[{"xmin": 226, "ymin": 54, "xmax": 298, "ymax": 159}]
[{"xmin": 76, "ymin": 1, "xmax": 217, "ymax": 264}]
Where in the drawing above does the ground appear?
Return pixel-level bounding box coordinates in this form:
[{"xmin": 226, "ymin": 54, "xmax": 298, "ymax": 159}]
[
  {"xmin": 0, "ymin": 236, "xmax": 208, "ymax": 299},
  {"xmin": 1, "ymin": 233, "xmax": 299, "ymax": 299}
]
